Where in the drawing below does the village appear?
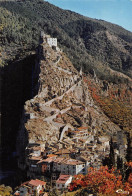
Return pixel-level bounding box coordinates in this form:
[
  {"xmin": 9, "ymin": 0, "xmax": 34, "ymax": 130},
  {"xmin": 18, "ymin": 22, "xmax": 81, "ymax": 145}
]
[
  {"xmin": 15, "ymin": 125, "xmax": 112, "ymax": 196},
  {"xmin": 14, "ymin": 33, "xmax": 127, "ymax": 196}
]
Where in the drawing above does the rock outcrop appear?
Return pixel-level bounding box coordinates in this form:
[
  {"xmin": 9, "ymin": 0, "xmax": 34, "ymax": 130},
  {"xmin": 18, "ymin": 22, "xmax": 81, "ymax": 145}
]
[{"xmin": 16, "ymin": 33, "xmax": 126, "ymax": 172}]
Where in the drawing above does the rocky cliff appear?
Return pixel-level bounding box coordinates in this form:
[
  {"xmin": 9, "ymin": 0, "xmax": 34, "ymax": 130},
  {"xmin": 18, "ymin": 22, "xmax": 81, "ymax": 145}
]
[{"xmin": 16, "ymin": 34, "xmax": 128, "ymax": 172}]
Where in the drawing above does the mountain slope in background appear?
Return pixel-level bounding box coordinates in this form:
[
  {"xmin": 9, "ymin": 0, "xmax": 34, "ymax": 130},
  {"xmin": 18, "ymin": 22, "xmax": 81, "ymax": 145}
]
[{"xmin": 0, "ymin": 0, "xmax": 132, "ymax": 81}]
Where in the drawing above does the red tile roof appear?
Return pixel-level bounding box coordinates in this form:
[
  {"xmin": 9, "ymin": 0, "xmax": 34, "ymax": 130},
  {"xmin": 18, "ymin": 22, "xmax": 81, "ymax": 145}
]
[
  {"xmin": 53, "ymin": 157, "xmax": 64, "ymax": 163},
  {"xmin": 78, "ymin": 127, "xmax": 88, "ymax": 130},
  {"xmin": 37, "ymin": 157, "xmax": 56, "ymax": 164},
  {"xmin": 47, "ymin": 154, "xmax": 57, "ymax": 158},
  {"xmin": 14, "ymin": 192, "xmax": 20, "ymax": 196},
  {"xmin": 62, "ymin": 158, "xmax": 84, "ymax": 165},
  {"xmin": 56, "ymin": 175, "xmax": 71, "ymax": 184},
  {"xmin": 55, "ymin": 149, "xmax": 71, "ymax": 155},
  {"xmin": 28, "ymin": 179, "xmax": 46, "ymax": 187},
  {"xmin": 43, "ymin": 157, "xmax": 56, "ymax": 163}
]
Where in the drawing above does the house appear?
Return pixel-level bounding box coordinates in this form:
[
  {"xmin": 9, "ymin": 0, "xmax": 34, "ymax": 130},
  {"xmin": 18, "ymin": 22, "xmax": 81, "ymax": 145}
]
[
  {"xmin": 37, "ymin": 156, "xmax": 56, "ymax": 174},
  {"xmin": 14, "ymin": 179, "xmax": 46, "ymax": 196},
  {"xmin": 28, "ymin": 179, "xmax": 46, "ymax": 195},
  {"xmin": 70, "ymin": 127, "xmax": 89, "ymax": 139},
  {"xmin": 27, "ymin": 155, "xmax": 42, "ymax": 177},
  {"xmin": 16, "ymin": 185, "xmax": 28, "ymax": 196},
  {"xmin": 40, "ymin": 31, "xmax": 57, "ymax": 49},
  {"xmin": 15, "ymin": 179, "xmax": 46, "ymax": 196},
  {"xmin": 76, "ymin": 156, "xmax": 91, "ymax": 172},
  {"xmin": 43, "ymin": 147, "xmax": 56, "ymax": 158},
  {"xmin": 32, "ymin": 146, "xmax": 41, "ymax": 157},
  {"xmin": 54, "ymin": 148, "xmax": 74, "ymax": 158},
  {"xmin": 61, "ymin": 158, "xmax": 86, "ymax": 175},
  {"xmin": 53, "ymin": 157, "xmax": 64, "ymax": 173},
  {"xmin": 56, "ymin": 175, "xmax": 72, "ymax": 189},
  {"xmin": 26, "ymin": 154, "xmax": 42, "ymax": 166},
  {"xmin": 52, "ymin": 157, "xmax": 86, "ymax": 176},
  {"xmin": 62, "ymin": 138, "xmax": 75, "ymax": 149},
  {"xmin": 46, "ymin": 37, "xmax": 57, "ymax": 47}
]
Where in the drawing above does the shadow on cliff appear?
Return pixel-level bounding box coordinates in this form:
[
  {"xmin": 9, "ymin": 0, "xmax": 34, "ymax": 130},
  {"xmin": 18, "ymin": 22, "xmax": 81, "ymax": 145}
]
[{"xmin": 1, "ymin": 54, "xmax": 39, "ymax": 174}]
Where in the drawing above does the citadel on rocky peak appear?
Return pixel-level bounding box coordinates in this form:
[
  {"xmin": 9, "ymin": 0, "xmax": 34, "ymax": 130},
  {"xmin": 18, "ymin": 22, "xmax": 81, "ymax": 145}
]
[{"xmin": 40, "ymin": 31, "xmax": 58, "ymax": 48}]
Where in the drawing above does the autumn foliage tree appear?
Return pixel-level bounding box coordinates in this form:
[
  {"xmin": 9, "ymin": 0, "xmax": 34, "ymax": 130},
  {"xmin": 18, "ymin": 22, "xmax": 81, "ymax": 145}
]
[
  {"xmin": 69, "ymin": 165, "xmax": 132, "ymax": 195},
  {"xmin": 85, "ymin": 77, "xmax": 132, "ymax": 132},
  {"xmin": 124, "ymin": 162, "xmax": 132, "ymax": 195},
  {"xmin": 0, "ymin": 184, "xmax": 12, "ymax": 196}
]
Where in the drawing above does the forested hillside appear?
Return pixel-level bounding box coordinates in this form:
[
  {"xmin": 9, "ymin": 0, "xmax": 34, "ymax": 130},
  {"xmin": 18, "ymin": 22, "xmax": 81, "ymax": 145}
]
[{"xmin": 0, "ymin": 0, "xmax": 132, "ymax": 81}]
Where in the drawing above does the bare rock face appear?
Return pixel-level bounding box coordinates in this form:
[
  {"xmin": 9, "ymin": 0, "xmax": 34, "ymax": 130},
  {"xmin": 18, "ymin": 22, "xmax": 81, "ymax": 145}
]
[
  {"xmin": 16, "ymin": 35, "xmax": 81, "ymax": 156},
  {"xmin": 17, "ymin": 34, "xmax": 125, "ymax": 168}
]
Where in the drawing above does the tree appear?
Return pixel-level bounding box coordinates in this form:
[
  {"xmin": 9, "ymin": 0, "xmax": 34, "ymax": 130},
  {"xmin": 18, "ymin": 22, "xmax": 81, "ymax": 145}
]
[
  {"xmin": 0, "ymin": 185, "xmax": 13, "ymax": 196},
  {"xmin": 109, "ymin": 137, "xmax": 115, "ymax": 169},
  {"xmin": 124, "ymin": 162, "xmax": 132, "ymax": 195},
  {"xmin": 70, "ymin": 166, "xmax": 123, "ymax": 195},
  {"xmin": 126, "ymin": 132, "xmax": 132, "ymax": 162},
  {"xmin": 70, "ymin": 164, "xmax": 132, "ymax": 195}
]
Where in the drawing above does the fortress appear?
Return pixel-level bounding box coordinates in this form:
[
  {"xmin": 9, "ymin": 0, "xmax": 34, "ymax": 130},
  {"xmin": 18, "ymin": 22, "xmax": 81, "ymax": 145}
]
[{"xmin": 40, "ymin": 31, "xmax": 57, "ymax": 48}]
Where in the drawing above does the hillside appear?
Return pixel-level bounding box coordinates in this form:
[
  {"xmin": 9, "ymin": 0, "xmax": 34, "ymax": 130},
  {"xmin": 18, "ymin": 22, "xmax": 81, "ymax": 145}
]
[
  {"xmin": 0, "ymin": 0, "xmax": 132, "ymax": 81},
  {"xmin": 0, "ymin": 24, "xmax": 131, "ymax": 189},
  {"xmin": 17, "ymin": 32, "xmax": 122, "ymax": 174},
  {"xmin": 14, "ymin": 34, "xmax": 131, "ymax": 195}
]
